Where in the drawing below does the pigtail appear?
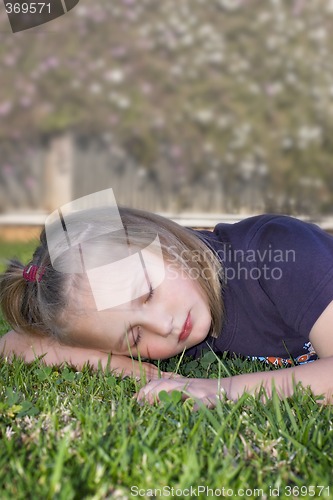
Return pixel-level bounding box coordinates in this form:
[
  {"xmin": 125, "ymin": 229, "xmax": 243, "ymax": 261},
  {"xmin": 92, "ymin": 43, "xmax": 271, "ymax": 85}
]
[
  {"xmin": 0, "ymin": 213, "xmax": 70, "ymax": 343},
  {"xmin": 0, "ymin": 224, "xmax": 52, "ymax": 335},
  {"xmin": 0, "ymin": 258, "xmax": 44, "ymax": 334},
  {"xmin": 0, "ymin": 228, "xmax": 71, "ymax": 340}
]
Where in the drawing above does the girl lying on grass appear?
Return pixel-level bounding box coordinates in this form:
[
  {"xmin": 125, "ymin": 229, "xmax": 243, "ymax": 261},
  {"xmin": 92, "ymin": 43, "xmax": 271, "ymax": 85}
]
[{"xmin": 1, "ymin": 201, "xmax": 333, "ymax": 407}]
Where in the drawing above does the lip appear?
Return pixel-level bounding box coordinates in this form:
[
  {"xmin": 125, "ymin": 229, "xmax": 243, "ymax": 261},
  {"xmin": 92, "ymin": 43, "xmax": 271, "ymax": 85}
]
[{"xmin": 178, "ymin": 312, "xmax": 192, "ymax": 343}]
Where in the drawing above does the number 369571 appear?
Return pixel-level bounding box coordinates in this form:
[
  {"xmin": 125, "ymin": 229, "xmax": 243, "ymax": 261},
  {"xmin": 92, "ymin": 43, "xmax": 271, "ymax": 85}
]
[{"xmin": 5, "ymin": 3, "xmax": 51, "ymax": 14}]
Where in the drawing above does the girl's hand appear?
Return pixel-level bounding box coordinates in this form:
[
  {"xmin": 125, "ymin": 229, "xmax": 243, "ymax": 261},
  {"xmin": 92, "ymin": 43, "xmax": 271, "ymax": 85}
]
[
  {"xmin": 135, "ymin": 377, "xmax": 225, "ymax": 408},
  {"xmin": 106, "ymin": 355, "xmax": 167, "ymax": 381}
]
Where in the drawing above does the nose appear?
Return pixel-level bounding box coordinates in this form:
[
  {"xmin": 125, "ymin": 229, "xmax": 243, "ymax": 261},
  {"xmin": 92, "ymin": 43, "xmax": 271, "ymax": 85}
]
[{"xmin": 138, "ymin": 308, "xmax": 173, "ymax": 337}]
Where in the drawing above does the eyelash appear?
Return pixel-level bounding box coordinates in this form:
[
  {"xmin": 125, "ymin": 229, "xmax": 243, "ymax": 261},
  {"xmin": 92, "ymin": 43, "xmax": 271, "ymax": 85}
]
[
  {"xmin": 130, "ymin": 284, "xmax": 154, "ymax": 347},
  {"xmin": 145, "ymin": 284, "xmax": 154, "ymax": 303},
  {"xmin": 133, "ymin": 327, "xmax": 142, "ymax": 347}
]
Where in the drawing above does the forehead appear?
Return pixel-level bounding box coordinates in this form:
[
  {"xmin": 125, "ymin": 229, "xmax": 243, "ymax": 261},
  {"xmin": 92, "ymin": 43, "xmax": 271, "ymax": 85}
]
[
  {"xmin": 68, "ymin": 247, "xmax": 165, "ymax": 314},
  {"xmin": 86, "ymin": 237, "xmax": 165, "ymax": 311}
]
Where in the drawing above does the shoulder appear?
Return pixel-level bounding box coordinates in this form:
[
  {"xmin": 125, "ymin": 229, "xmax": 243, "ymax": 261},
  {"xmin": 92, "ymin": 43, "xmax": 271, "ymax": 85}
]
[
  {"xmin": 235, "ymin": 214, "xmax": 327, "ymax": 244},
  {"xmin": 195, "ymin": 214, "xmax": 309, "ymax": 248},
  {"xmin": 193, "ymin": 214, "xmax": 333, "ymax": 260},
  {"xmin": 216, "ymin": 214, "xmax": 333, "ymax": 252},
  {"xmin": 246, "ymin": 215, "xmax": 333, "ymax": 259},
  {"xmin": 193, "ymin": 214, "xmax": 277, "ymax": 244}
]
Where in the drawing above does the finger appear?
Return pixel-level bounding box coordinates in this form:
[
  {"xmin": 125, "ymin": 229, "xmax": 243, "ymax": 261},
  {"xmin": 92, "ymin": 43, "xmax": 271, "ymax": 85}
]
[
  {"xmin": 160, "ymin": 371, "xmax": 183, "ymax": 379},
  {"xmin": 136, "ymin": 362, "xmax": 162, "ymax": 381},
  {"xmin": 192, "ymin": 395, "xmax": 219, "ymax": 411},
  {"xmin": 135, "ymin": 379, "xmax": 184, "ymax": 404},
  {"xmin": 135, "ymin": 380, "xmax": 166, "ymax": 403},
  {"xmin": 136, "ymin": 387, "xmax": 161, "ymax": 405}
]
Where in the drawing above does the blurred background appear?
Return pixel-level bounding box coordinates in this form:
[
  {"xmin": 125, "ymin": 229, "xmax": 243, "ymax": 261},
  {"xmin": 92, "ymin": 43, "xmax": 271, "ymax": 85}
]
[{"xmin": 0, "ymin": 0, "xmax": 333, "ymax": 229}]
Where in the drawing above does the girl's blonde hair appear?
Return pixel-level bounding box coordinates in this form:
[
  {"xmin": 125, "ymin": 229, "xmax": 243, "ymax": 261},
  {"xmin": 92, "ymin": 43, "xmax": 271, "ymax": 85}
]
[{"xmin": 0, "ymin": 207, "xmax": 224, "ymax": 343}]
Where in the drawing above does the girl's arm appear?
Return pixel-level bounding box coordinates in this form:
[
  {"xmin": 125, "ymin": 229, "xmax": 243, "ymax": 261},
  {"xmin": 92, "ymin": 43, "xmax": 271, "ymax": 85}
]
[
  {"xmin": 136, "ymin": 357, "xmax": 333, "ymax": 406},
  {"xmin": 136, "ymin": 300, "xmax": 333, "ymax": 406},
  {"xmin": 0, "ymin": 330, "xmax": 162, "ymax": 381}
]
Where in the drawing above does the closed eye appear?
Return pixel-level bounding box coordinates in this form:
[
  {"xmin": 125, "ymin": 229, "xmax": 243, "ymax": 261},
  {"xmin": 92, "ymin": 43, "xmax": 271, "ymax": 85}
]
[
  {"xmin": 145, "ymin": 283, "xmax": 154, "ymax": 303},
  {"xmin": 133, "ymin": 327, "xmax": 142, "ymax": 347},
  {"xmin": 125, "ymin": 283, "xmax": 154, "ymax": 350},
  {"xmin": 127, "ymin": 324, "xmax": 142, "ymax": 348}
]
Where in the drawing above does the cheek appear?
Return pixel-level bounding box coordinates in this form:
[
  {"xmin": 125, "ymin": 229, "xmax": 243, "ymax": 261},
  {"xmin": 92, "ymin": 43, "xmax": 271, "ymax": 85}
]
[{"xmin": 140, "ymin": 340, "xmax": 180, "ymax": 360}]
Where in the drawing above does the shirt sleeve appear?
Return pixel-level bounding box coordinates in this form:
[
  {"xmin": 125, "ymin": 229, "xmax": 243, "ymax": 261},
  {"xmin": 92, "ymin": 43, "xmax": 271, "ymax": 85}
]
[{"xmin": 249, "ymin": 216, "xmax": 333, "ymax": 336}]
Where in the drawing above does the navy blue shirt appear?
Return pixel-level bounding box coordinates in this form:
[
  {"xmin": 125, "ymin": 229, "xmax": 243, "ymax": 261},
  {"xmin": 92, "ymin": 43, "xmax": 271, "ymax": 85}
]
[{"xmin": 186, "ymin": 215, "xmax": 333, "ymax": 365}]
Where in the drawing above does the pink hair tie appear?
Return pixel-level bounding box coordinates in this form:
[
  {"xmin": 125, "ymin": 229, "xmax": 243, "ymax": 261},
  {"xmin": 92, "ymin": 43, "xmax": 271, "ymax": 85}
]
[{"xmin": 23, "ymin": 264, "xmax": 45, "ymax": 283}]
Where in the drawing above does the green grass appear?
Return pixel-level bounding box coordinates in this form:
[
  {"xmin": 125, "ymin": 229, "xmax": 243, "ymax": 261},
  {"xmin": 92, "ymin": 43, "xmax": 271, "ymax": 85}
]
[
  {"xmin": 0, "ymin": 242, "xmax": 332, "ymax": 500},
  {"xmin": 0, "ymin": 238, "xmax": 39, "ymax": 273}
]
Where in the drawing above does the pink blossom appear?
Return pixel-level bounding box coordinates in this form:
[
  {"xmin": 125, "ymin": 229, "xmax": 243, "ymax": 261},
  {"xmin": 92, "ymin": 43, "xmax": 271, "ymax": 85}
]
[
  {"xmin": 112, "ymin": 47, "xmax": 128, "ymax": 58},
  {"xmin": 109, "ymin": 115, "xmax": 119, "ymax": 125},
  {"xmin": 170, "ymin": 146, "xmax": 183, "ymax": 159},
  {"xmin": 0, "ymin": 101, "xmax": 12, "ymax": 116},
  {"xmin": 141, "ymin": 82, "xmax": 153, "ymax": 95},
  {"xmin": 3, "ymin": 54, "xmax": 17, "ymax": 66},
  {"xmin": 2, "ymin": 164, "xmax": 14, "ymax": 175},
  {"xmin": 20, "ymin": 96, "xmax": 32, "ymax": 108},
  {"xmin": 25, "ymin": 177, "xmax": 36, "ymax": 189}
]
